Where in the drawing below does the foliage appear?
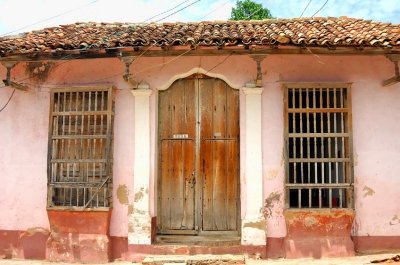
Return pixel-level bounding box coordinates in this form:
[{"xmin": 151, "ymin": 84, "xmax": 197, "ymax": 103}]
[{"xmin": 230, "ymin": 0, "xmax": 273, "ymax": 20}]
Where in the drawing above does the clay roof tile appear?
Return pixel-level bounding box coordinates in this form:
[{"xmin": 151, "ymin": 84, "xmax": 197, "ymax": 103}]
[{"xmin": 0, "ymin": 17, "xmax": 399, "ymax": 56}]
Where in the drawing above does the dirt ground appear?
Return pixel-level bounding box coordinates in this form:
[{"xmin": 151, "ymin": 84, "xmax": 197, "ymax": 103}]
[{"xmin": 0, "ymin": 253, "xmax": 399, "ymax": 265}]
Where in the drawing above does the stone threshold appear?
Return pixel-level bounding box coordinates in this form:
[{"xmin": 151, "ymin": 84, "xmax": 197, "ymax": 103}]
[{"xmin": 142, "ymin": 254, "xmax": 245, "ymax": 265}]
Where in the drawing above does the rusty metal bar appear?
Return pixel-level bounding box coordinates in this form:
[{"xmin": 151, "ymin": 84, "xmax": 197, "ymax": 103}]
[
  {"xmin": 298, "ymin": 188, "xmax": 301, "ymax": 208},
  {"xmin": 319, "ymin": 188, "xmax": 322, "ymax": 208},
  {"xmin": 288, "ymin": 108, "xmax": 348, "ymax": 113},
  {"xmin": 289, "ymin": 158, "xmax": 350, "ymax": 162},
  {"xmin": 286, "ymin": 183, "xmax": 351, "ymax": 187},
  {"xmin": 340, "ymin": 89, "xmax": 346, "ymax": 183},
  {"xmin": 292, "ymin": 89, "xmax": 297, "ymax": 184},
  {"xmin": 320, "ymin": 90, "xmax": 325, "ymax": 185},
  {"xmin": 327, "ymin": 89, "xmax": 332, "ymax": 187},
  {"xmin": 288, "ymin": 132, "xmax": 349, "ymax": 137},
  {"xmin": 306, "ymin": 89, "xmax": 310, "ymax": 184}
]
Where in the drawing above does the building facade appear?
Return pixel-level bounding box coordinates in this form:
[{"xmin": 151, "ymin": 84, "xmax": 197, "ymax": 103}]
[{"xmin": 0, "ymin": 18, "xmax": 399, "ymax": 262}]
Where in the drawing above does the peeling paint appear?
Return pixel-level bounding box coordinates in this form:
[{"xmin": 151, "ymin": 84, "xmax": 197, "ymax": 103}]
[
  {"xmin": 353, "ymin": 153, "xmax": 358, "ymax": 166},
  {"xmin": 128, "ymin": 204, "xmax": 134, "ymax": 215},
  {"xmin": 128, "ymin": 223, "xmax": 134, "ymax": 233},
  {"xmin": 134, "ymin": 187, "xmax": 145, "ymax": 202},
  {"xmin": 135, "ymin": 209, "xmax": 146, "ymax": 215},
  {"xmin": 304, "ymin": 216, "xmax": 318, "ymax": 227},
  {"xmin": 25, "ymin": 61, "xmax": 54, "ymax": 81},
  {"xmin": 281, "ymin": 147, "xmax": 286, "ymax": 166},
  {"xmin": 243, "ymin": 220, "xmax": 266, "ymax": 230},
  {"xmin": 284, "ymin": 209, "xmax": 355, "ymax": 236},
  {"xmin": 116, "ymin": 184, "xmax": 129, "ymax": 205},
  {"xmin": 266, "ymin": 169, "xmax": 278, "ymax": 180},
  {"xmin": 285, "ymin": 209, "xmax": 354, "ymax": 221},
  {"xmin": 263, "ymin": 191, "xmax": 281, "ymax": 218},
  {"xmin": 363, "ymin": 186, "xmax": 375, "ymax": 197},
  {"xmin": 390, "ymin": 215, "xmax": 400, "ymax": 226},
  {"xmin": 21, "ymin": 227, "xmax": 50, "ymax": 237}
]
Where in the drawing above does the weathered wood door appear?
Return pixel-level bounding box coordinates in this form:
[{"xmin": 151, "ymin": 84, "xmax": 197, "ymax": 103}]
[{"xmin": 158, "ymin": 76, "xmax": 239, "ymax": 235}]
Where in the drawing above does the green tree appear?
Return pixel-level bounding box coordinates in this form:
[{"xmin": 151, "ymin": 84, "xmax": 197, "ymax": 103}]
[{"xmin": 230, "ymin": 0, "xmax": 273, "ymax": 20}]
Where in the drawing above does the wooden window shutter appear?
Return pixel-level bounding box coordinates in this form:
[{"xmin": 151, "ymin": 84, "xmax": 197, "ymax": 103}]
[{"xmin": 47, "ymin": 87, "xmax": 114, "ymax": 209}]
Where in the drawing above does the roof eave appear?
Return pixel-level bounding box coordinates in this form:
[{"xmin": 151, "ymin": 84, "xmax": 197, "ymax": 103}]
[{"xmin": 0, "ymin": 45, "xmax": 399, "ymax": 62}]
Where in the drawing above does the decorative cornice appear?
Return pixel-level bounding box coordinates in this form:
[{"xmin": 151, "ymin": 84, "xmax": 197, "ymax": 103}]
[
  {"xmin": 131, "ymin": 88, "xmax": 152, "ymax": 97},
  {"xmin": 241, "ymin": 86, "xmax": 264, "ymax": 95}
]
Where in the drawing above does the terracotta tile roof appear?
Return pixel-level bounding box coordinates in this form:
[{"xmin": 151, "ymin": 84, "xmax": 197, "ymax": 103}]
[{"xmin": 0, "ymin": 17, "xmax": 399, "ymax": 56}]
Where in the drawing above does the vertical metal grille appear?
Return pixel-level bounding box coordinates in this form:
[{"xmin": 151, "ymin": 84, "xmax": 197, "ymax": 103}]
[
  {"xmin": 284, "ymin": 84, "xmax": 353, "ymax": 209},
  {"xmin": 47, "ymin": 87, "xmax": 114, "ymax": 208}
]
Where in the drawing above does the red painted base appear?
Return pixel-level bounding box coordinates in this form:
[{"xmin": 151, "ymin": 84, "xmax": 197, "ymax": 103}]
[
  {"xmin": 265, "ymin": 236, "xmax": 356, "ymax": 259},
  {"xmin": 2, "ymin": 230, "xmax": 400, "ymax": 262},
  {"xmin": 46, "ymin": 209, "xmax": 112, "ymax": 263},
  {"xmin": 353, "ymin": 236, "xmax": 400, "ymax": 253},
  {"xmin": 282, "ymin": 209, "xmax": 356, "ymax": 258},
  {"xmin": 0, "ymin": 229, "xmax": 48, "ymax": 259},
  {"xmin": 266, "ymin": 237, "xmax": 285, "ymax": 258},
  {"xmin": 284, "ymin": 236, "xmax": 355, "ymax": 258},
  {"xmin": 46, "ymin": 232, "xmax": 110, "ymax": 263}
]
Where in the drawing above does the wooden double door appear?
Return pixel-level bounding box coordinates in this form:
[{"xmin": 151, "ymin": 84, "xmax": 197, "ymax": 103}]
[{"xmin": 157, "ymin": 76, "xmax": 240, "ymax": 235}]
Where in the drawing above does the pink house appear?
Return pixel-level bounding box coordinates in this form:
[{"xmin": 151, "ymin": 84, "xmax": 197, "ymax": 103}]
[{"xmin": 0, "ymin": 17, "xmax": 399, "ymax": 263}]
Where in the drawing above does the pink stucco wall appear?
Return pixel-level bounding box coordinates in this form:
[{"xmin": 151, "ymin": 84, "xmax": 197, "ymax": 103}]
[
  {"xmin": 0, "ymin": 83, "xmax": 50, "ymax": 231},
  {"xmin": 0, "ymin": 54, "xmax": 399, "ymax": 238},
  {"xmin": 260, "ymin": 55, "xmax": 400, "ymax": 237}
]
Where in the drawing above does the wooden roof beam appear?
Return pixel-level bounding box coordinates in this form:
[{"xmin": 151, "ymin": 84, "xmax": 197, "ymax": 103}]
[
  {"xmin": 249, "ymin": 54, "xmax": 267, "ymax": 87},
  {"xmin": 119, "ymin": 55, "xmax": 139, "ymax": 88},
  {"xmin": 1, "ymin": 61, "xmax": 28, "ymax": 90},
  {"xmin": 0, "ymin": 46, "xmax": 399, "ymax": 62},
  {"xmin": 383, "ymin": 54, "xmax": 400, "ymax": 87}
]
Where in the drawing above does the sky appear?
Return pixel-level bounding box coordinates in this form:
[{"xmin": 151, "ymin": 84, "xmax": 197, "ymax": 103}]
[{"xmin": 0, "ymin": 0, "xmax": 399, "ymax": 36}]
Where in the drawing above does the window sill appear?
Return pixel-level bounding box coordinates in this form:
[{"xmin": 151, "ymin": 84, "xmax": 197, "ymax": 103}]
[
  {"xmin": 284, "ymin": 208, "xmax": 354, "ymax": 212},
  {"xmin": 47, "ymin": 206, "xmax": 111, "ymax": 212}
]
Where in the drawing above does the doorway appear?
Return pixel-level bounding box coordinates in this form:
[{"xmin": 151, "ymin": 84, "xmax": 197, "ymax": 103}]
[{"xmin": 157, "ymin": 75, "xmax": 240, "ymax": 236}]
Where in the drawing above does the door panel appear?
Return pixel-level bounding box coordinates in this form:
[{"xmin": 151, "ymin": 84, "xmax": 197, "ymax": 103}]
[
  {"xmin": 159, "ymin": 140, "xmax": 196, "ymax": 231},
  {"xmin": 158, "ymin": 79, "xmax": 196, "ymax": 233},
  {"xmin": 158, "ymin": 76, "xmax": 239, "ymax": 234},
  {"xmin": 199, "ymin": 78, "xmax": 239, "ymax": 231},
  {"xmin": 226, "ymin": 140, "xmax": 239, "ymax": 231}
]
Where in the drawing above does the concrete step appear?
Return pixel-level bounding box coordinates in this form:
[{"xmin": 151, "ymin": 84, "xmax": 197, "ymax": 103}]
[
  {"xmin": 155, "ymin": 235, "xmax": 241, "ymax": 246},
  {"xmin": 142, "ymin": 254, "xmax": 246, "ymax": 265}
]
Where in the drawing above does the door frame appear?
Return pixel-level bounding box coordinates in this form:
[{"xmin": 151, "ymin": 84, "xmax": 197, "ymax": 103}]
[
  {"xmin": 128, "ymin": 66, "xmax": 266, "ymax": 246},
  {"xmin": 155, "ymin": 74, "xmax": 242, "ymax": 236}
]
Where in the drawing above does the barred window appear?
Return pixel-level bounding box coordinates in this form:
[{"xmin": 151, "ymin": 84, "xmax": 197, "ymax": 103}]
[
  {"xmin": 47, "ymin": 87, "xmax": 114, "ymax": 209},
  {"xmin": 284, "ymin": 83, "xmax": 353, "ymax": 209}
]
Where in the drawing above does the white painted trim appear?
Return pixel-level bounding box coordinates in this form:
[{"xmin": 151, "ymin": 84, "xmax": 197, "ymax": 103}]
[
  {"xmin": 241, "ymin": 86, "xmax": 266, "ymax": 246},
  {"xmin": 157, "ymin": 67, "xmax": 241, "ymax": 90},
  {"xmin": 128, "ymin": 87, "xmax": 152, "ymax": 245},
  {"xmin": 242, "ymin": 87, "xmax": 264, "ymax": 95},
  {"xmin": 131, "ymin": 88, "xmax": 152, "ymax": 97}
]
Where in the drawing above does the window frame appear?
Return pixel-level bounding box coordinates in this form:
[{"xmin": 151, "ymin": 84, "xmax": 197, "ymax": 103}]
[
  {"xmin": 283, "ymin": 82, "xmax": 354, "ymax": 210},
  {"xmin": 47, "ymin": 86, "xmax": 114, "ymax": 210}
]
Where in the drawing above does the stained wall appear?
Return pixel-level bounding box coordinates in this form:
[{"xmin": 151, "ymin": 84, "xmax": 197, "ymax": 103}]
[{"xmin": 0, "ymin": 54, "xmax": 399, "ymax": 248}]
